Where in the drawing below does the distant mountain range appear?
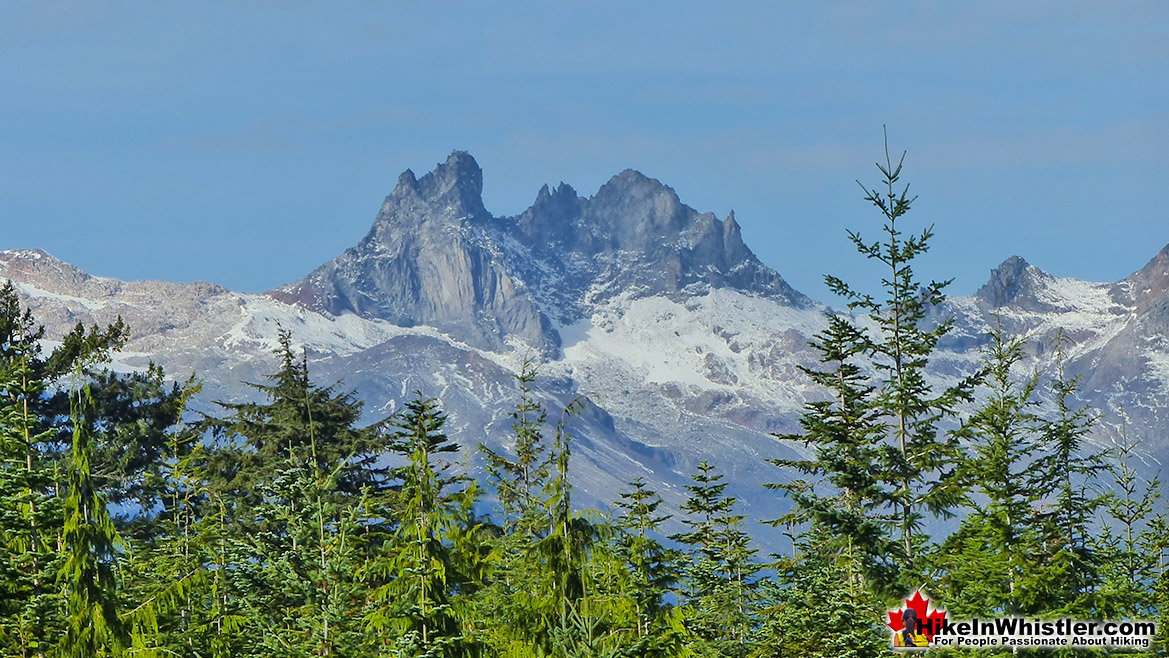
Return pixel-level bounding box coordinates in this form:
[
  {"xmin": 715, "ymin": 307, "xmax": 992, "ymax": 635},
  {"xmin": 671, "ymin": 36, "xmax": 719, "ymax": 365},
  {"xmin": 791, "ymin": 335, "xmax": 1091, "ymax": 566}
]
[{"xmin": 3, "ymin": 151, "xmax": 1166, "ymax": 541}]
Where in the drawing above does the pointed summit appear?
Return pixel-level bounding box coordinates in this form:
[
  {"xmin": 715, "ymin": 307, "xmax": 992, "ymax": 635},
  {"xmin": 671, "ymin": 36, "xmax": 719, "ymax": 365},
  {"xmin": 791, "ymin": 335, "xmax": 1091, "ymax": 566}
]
[
  {"xmin": 504, "ymin": 167, "xmax": 809, "ymax": 314},
  {"xmin": 272, "ymin": 152, "xmax": 556, "ymax": 353},
  {"xmin": 385, "ymin": 151, "xmax": 488, "ymax": 221},
  {"xmin": 1122, "ymin": 243, "xmax": 1169, "ymax": 309},
  {"xmin": 722, "ymin": 210, "xmax": 749, "ymax": 264},
  {"xmin": 393, "ymin": 169, "xmax": 419, "ymax": 196},
  {"xmin": 273, "ymin": 153, "xmax": 813, "ymax": 350},
  {"xmin": 976, "ymin": 255, "xmax": 1034, "ymax": 306},
  {"xmin": 974, "ymin": 255, "xmax": 1060, "ymax": 310},
  {"xmin": 592, "ymin": 169, "xmax": 679, "ymax": 213}
]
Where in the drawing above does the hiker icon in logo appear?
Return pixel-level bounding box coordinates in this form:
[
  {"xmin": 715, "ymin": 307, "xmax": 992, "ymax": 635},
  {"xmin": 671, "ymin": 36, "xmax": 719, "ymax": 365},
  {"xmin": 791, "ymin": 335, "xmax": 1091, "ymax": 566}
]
[
  {"xmin": 893, "ymin": 607, "xmax": 928, "ymax": 647},
  {"xmin": 888, "ymin": 590, "xmax": 945, "ymax": 649}
]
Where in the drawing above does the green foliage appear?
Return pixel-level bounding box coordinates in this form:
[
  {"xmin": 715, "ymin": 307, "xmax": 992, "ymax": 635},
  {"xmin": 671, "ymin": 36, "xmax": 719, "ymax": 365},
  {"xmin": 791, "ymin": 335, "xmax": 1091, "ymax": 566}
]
[
  {"xmin": 1096, "ymin": 423, "xmax": 1166, "ymax": 619},
  {"xmin": 831, "ymin": 134, "xmax": 980, "ymax": 570},
  {"xmin": 2, "ymin": 139, "xmax": 1167, "ymax": 657},
  {"xmin": 203, "ymin": 329, "xmax": 391, "ymax": 530},
  {"xmin": 932, "ymin": 323, "xmax": 1056, "ymax": 617},
  {"xmin": 1030, "ymin": 337, "xmax": 1107, "ymax": 616},
  {"xmin": 615, "ymin": 478, "xmax": 676, "ymax": 640},
  {"xmin": 364, "ymin": 392, "xmax": 477, "ymax": 657},
  {"xmin": 480, "ymin": 357, "xmax": 553, "ymax": 538},
  {"xmin": 773, "ymin": 133, "xmax": 979, "ymax": 608},
  {"xmin": 753, "ymin": 533, "xmax": 886, "ymax": 658},
  {"xmin": 59, "ymin": 367, "xmax": 128, "ymax": 657},
  {"xmin": 672, "ymin": 462, "xmax": 759, "ymax": 651},
  {"xmin": 769, "ymin": 314, "xmax": 896, "ymax": 593}
]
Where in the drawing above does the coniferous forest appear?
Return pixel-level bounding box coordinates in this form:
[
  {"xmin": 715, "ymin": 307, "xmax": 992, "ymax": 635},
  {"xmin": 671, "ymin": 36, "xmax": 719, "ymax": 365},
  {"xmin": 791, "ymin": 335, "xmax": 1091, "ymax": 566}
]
[{"xmin": 1, "ymin": 145, "xmax": 1167, "ymax": 657}]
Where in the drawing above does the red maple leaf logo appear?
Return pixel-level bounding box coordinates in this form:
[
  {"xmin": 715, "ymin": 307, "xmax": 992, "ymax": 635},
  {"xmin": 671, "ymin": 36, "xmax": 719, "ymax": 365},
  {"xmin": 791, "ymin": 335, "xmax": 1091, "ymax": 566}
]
[{"xmin": 887, "ymin": 590, "xmax": 947, "ymax": 641}]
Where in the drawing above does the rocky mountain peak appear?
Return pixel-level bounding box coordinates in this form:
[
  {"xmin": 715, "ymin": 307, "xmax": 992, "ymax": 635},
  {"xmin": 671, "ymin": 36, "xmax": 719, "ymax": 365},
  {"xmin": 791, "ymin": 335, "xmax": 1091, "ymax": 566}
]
[
  {"xmin": 1122, "ymin": 243, "xmax": 1169, "ymax": 309},
  {"xmin": 975, "ymin": 255, "xmax": 1052, "ymax": 309},
  {"xmin": 722, "ymin": 210, "xmax": 749, "ymax": 264},
  {"xmin": 381, "ymin": 151, "xmax": 488, "ymax": 224},
  {"xmin": 502, "ymin": 167, "xmax": 809, "ymax": 316},
  {"xmin": 590, "ymin": 170, "xmax": 685, "ymax": 234},
  {"xmin": 272, "ymin": 153, "xmax": 556, "ymax": 353},
  {"xmin": 272, "ymin": 153, "xmax": 814, "ymax": 353},
  {"xmin": 1, "ymin": 249, "xmax": 96, "ymax": 296}
]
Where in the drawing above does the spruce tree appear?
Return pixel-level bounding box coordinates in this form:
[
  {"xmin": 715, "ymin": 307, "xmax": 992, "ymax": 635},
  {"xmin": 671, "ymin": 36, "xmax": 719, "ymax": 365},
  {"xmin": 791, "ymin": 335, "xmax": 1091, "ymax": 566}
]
[
  {"xmin": 204, "ymin": 329, "xmax": 392, "ymax": 535},
  {"xmin": 58, "ymin": 365, "xmax": 128, "ymax": 657},
  {"xmin": 772, "ymin": 133, "xmax": 978, "ymax": 599},
  {"xmin": 769, "ymin": 314, "xmax": 893, "ymax": 592},
  {"xmin": 0, "ymin": 283, "xmax": 135, "ymax": 656},
  {"xmin": 614, "ymin": 478, "xmax": 675, "ymax": 641},
  {"xmin": 480, "ymin": 356, "xmax": 553, "ymax": 537},
  {"xmin": 753, "ymin": 530, "xmax": 885, "ymax": 658},
  {"xmin": 829, "ymin": 132, "xmax": 979, "ymax": 570},
  {"xmin": 934, "ymin": 324, "xmax": 1050, "ymax": 617},
  {"xmin": 365, "ymin": 392, "xmax": 474, "ymax": 658},
  {"xmin": 1030, "ymin": 338, "xmax": 1105, "ymax": 615},
  {"xmin": 0, "ymin": 305, "xmax": 64, "ymax": 657},
  {"xmin": 1096, "ymin": 423, "xmax": 1164, "ymax": 619},
  {"xmin": 671, "ymin": 461, "xmax": 758, "ymax": 653},
  {"xmin": 473, "ymin": 360, "xmax": 562, "ymax": 655}
]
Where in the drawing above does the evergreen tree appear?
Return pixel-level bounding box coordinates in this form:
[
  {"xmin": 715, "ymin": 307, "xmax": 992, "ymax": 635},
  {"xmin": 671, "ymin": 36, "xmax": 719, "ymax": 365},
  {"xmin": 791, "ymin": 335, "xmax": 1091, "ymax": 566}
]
[
  {"xmin": 1096, "ymin": 423, "xmax": 1164, "ymax": 619},
  {"xmin": 365, "ymin": 392, "xmax": 476, "ymax": 658},
  {"xmin": 203, "ymin": 328, "xmax": 393, "ymax": 559},
  {"xmin": 58, "ymin": 364, "xmax": 128, "ymax": 657},
  {"xmin": 473, "ymin": 361, "xmax": 562, "ymax": 655},
  {"xmin": 772, "ymin": 134, "xmax": 978, "ymax": 607},
  {"xmin": 614, "ymin": 478, "xmax": 675, "ymax": 641},
  {"xmin": 829, "ymin": 132, "xmax": 979, "ymax": 572},
  {"xmin": 769, "ymin": 315, "xmax": 894, "ymax": 592},
  {"xmin": 1030, "ymin": 338, "xmax": 1105, "ymax": 615},
  {"xmin": 671, "ymin": 461, "xmax": 758, "ymax": 653},
  {"xmin": 934, "ymin": 324, "xmax": 1050, "ymax": 617},
  {"xmin": 230, "ymin": 453, "xmax": 369, "ymax": 657},
  {"xmin": 0, "ymin": 283, "xmax": 136, "ymax": 656},
  {"xmin": 0, "ymin": 303, "xmax": 64, "ymax": 657},
  {"xmin": 120, "ymin": 383, "xmax": 240, "ymax": 658},
  {"xmin": 753, "ymin": 530, "xmax": 885, "ymax": 658},
  {"xmin": 81, "ymin": 363, "xmax": 190, "ymax": 516},
  {"xmin": 480, "ymin": 356, "xmax": 553, "ymax": 537}
]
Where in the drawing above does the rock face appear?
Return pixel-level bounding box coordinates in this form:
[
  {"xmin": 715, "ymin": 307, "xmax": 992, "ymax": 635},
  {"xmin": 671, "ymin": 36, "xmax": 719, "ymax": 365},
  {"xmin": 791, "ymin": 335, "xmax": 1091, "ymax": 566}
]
[
  {"xmin": 271, "ymin": 152, "xmax": 558, "ymax": 353},
  {"xmin": 272, "ymin": 152, "xmax": 807, "ymax": 353},
  {"xmin": 502, "ymin": 170, "xmax": 808, "ymax": 323},
  {"xmin": 945, "ymin": 249, "xmax": 1169, "ymax": 469},
  {"xmin": 4, "ymin": 153, "xmax": 1169, "ymax": 543}
]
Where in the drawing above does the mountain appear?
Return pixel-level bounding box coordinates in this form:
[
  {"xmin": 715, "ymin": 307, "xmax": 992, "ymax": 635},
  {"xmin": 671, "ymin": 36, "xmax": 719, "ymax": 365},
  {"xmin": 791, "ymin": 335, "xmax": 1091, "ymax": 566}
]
[
  {"xmin": 3, "ymin": 152, "xmax": 1167, "ymax": 539},
  {"xmin": 270, "ymin": 152, "xmax": 809, "ymax": 354},
  {"xmin": 943, "ymin": 250, "xmax": 1169, "ymax": 468},
  {"xmin": 270, "ymin": 153, "xmax": 557, "ymax": 353}
]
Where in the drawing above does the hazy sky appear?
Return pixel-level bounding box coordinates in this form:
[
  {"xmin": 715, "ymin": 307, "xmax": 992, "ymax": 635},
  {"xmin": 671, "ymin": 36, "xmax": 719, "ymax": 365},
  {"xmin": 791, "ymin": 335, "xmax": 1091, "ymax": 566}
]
[{"xmin": 2, "ymin": 2, "xmax": 1166, "ymax": 304}]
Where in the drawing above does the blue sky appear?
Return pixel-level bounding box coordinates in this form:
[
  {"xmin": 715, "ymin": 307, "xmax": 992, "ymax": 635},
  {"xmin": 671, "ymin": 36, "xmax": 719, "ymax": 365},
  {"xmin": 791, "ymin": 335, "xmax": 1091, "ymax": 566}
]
[{"xmin": 2, "ymin": 2, "xmax": 1166, "ymax": 304}]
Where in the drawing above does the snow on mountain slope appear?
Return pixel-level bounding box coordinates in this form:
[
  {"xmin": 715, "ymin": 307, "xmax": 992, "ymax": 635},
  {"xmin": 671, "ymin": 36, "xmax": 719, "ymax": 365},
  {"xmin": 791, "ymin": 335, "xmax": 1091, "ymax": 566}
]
[{"xmin": 4, "ymin": 155, "xmax": 1169, "ymax": 540}]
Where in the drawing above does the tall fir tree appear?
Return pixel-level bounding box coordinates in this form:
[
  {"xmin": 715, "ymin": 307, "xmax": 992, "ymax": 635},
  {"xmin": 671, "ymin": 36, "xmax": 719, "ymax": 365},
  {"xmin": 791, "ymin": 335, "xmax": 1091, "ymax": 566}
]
[
  {"xmin": 58, "ymin": 364, "xmax": 128, "ymax": 657},
  {"xmin": 1030, "ymin": 337, "xmax": 1105, "ymax": 616},
  {"xmin": 933, "ymin": 324, "xmax": 1052, "ymax": 617},
  {"xmin": 828, "ymin": 132, "xmax": 979, "ymax": 572},
  {"xmin": 365, "ymin": 392, "xmax": 476, "ymax": 658},
  {"xmin": 1096, "ymin": 423, "xmax": 1165, "ymax": 619},
  {"xmin": 203, "ymin": 329, "xmax": 392, "ymax": 536},
  {"xmin": 671, "ymin": 461, "xmax": 758, "ymax": 654},
  {"xmin": 769, "ymin": 314, "xmax": 894, "ymax": 593},
  {"xmin": 480, "ymin": 357, "xmax": 553, "ymax": 538},
  {"xmin": 614, "ymin": 478, "xmax": 675, "ymax": 642},
  {"xmin": 0, "ymin": 301, "xmax": 64, "ymax": 657}
]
